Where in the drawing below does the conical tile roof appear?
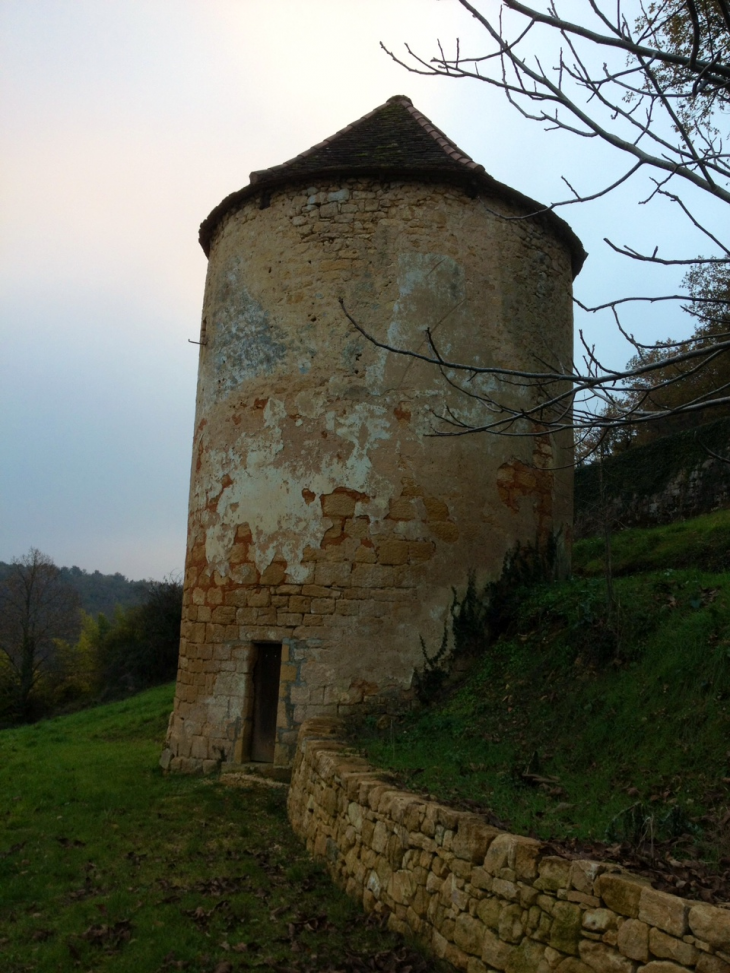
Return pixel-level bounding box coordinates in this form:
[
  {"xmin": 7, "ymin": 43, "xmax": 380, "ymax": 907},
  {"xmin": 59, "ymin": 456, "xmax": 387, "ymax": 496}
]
[
  {"xmin": 199, "ymin": 95, "xmax": 585, "ymax": 274},
  {"xmin": 248, "ymin": 94, "xmax": 484, "ymax": 183}
]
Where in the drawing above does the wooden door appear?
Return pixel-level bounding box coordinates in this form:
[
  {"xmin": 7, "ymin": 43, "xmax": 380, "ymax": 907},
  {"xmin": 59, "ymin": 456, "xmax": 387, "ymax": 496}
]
[{"xmin": 250, "ymin": 643, "xmax": 282, "ymax": 762}]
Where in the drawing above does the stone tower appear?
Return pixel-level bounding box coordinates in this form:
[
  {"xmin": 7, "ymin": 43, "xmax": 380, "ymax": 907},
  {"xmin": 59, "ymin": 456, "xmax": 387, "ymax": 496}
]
[{"xmin": 161, "ymin": 95, "xmax": 585, "ymax": 772}]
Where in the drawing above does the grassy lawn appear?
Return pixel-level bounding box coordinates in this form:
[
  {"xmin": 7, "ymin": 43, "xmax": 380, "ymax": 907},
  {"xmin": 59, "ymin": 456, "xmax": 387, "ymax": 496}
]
[{"xmin": 0, "ymin": 684, "xmax": 439, "ymax": 973}]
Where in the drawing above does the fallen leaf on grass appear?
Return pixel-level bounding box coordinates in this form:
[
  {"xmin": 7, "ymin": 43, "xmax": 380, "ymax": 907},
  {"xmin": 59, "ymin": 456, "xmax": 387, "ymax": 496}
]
[
  {"xmin": 70, "ymin": 918, "xmax": 132, "ymax": 953},
  {"xmin": 0, "ymin": 841, "xmax": 26, "ymax": 859},
  {"xmin": 160, "ymin": 950, "xmax": 190, "ymax": 969},
  {"xmin": 288, "ymin": 912, "xmax": 334, "ymax": 936},
  {"xmin": 182, "ymin": 904, "xmax": 218, "ymax": 928},
  {"xmin": 267, "ymin": 941, "xmax": 439, "ymax": 972},
  {"xmin": 230, "ymin": 941, "xmax": 254, "ymax": 953},
  {"xmin": 67, "ymin": 883, "xmax": 104, "ymax": 902},
  {"xmin": 193, "ymin": 876, "xmax": 250, "ymax": 897},
  {"xmin": 520, "ymin": 772, "xmax": 561, "ymax": 787},
  {"xmin": 83, "ymin": 919, "xmax": 132, "ymax": 945}
]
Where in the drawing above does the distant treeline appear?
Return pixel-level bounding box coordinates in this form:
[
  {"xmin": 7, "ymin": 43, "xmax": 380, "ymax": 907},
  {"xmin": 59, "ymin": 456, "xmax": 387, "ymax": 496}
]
[
  {"xmin": 0, "ymin": 561, "xmax": 146, "ymax": 623},
  {"xmin": 0, "ymin": 550, "xmax": 182, "ymax": 725}
]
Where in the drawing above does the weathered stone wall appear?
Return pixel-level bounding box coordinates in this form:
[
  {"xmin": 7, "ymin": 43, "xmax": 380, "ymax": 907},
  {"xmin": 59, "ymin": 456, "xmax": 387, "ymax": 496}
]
[
  {"xmin": 288, "ymin": 719, "xmax": 730, "ymax": 973},
  {"xmin": 574, "ymin": 418, "xmax": 730, "ymax": 539},
  {"xmin": 163, "ymin": 175, "xmax": 575, "ymax": 771}
]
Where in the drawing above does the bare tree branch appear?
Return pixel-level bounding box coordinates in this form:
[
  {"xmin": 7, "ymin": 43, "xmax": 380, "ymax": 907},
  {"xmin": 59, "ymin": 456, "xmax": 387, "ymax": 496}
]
[{"xmin": 369, "ymin": 1, "xmax": 730, "ymax": 453}]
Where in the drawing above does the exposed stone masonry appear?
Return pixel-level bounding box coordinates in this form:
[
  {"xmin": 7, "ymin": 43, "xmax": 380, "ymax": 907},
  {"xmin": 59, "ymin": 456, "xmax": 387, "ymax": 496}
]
[
  {"xmin": 165, "ymin": 94, "xmax": 580, "ymax": 773},
  {"xmin": 288, "ymin": 720, "xmax": 730, "ymax": 973},
  {"xmin": 163, "ymin": 168, "xmax": 576, "ymax": 772}
]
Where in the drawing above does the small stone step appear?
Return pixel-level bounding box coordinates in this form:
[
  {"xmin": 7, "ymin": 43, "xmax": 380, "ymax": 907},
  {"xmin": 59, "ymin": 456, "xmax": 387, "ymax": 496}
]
[{"xmin": 221, "ymin": 761, "xmax": 292, "ymax": 784}]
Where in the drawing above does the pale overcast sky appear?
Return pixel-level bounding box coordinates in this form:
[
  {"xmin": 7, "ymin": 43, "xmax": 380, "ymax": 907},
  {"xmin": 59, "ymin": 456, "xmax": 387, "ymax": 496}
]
[{"xmin": 0, "ymin": 1, "xmax": 706, "ymax": 580}]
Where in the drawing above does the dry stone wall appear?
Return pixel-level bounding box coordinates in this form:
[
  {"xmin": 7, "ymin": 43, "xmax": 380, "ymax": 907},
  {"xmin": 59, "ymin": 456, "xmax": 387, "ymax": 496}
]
[
  {"xmin": 574, "ymin": 418, "xmax": 730, "ymax": 538},
  {"xmin": 288, "ymin": 719, "xmax": 730, "ymax": 973}
]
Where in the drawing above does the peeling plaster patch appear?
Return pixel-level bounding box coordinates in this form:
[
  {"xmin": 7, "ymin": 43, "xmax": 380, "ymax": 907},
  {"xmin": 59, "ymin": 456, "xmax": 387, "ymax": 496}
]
[
  {"xmin": 428, "ymin": 601, "xmax": 452, "ymax": 628},
  {"xmin": 443, "ymin": 378, "xmax": 506, "ymax": 431},
  {"xmin": 202, "ymin": 400, "xmax": 398, "ymax": 582},
  {"xmin": 294, "ymin": 388, "xmax": 328, "ymax": 419},
  {"xmin": 263, "ymin": 397, "xmax": 287, "ymax": 430},
  {"xmin": 328, "ymin": 404, "xmax": 391, "ymax": 494},
  {"xmin": 388, "ymin": 253, "xmax": 466, "ymax": 353},
  {"xmin": 343, "ymin": 338, "xmax": 366, "ymax": 374},
  {"xmin": 204, "ymin": 257, "xmax": 286, "ymax": 407}
]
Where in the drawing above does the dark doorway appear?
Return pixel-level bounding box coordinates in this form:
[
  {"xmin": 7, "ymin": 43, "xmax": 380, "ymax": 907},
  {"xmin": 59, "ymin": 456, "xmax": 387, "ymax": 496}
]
[{"xmin": 250, "ymin": 643, "xmax": 282, "ymax": 762}]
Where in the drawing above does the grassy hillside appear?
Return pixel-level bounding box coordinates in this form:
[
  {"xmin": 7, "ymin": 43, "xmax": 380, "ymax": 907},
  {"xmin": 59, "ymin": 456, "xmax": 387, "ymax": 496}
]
[
  {"xmin": 574, "ymin": 507, "xmax": 730, "ymax": 576},
  {"xmin": 353, "ymin": 511, "xmax": 730, "ymax": 895},
  {"xmin": 0, "ymin": 686, "xmax": 438, "ymax": 973}
]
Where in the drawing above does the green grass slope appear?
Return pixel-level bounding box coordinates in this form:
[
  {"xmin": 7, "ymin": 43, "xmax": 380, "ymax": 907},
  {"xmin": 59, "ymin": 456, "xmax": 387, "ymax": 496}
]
[
  {"xmin": 0, "ymin": 685, "xmax": 438, "ymax": 973},
  {"xmin": 574, "ymin": 508, "xmax": 730, "ymax": 576},
  {"xmin": 354, "ymin": 511, "xmax": 730, "ymax": 879}
]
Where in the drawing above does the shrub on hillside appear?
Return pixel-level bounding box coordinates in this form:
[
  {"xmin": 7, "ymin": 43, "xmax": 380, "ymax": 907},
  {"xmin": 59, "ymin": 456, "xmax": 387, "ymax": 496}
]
[
  {"xmin": 81, "ymin": 577, "xmax": 182, "ymax": 698},
  {"xmin": 414, "ymin": 538, "xmax": 558, "ymax": 704}
]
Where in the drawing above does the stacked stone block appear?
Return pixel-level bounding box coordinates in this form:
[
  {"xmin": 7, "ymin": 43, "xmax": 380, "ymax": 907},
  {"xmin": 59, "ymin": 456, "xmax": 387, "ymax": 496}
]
[{"xmin": 288, "ymin": 719, "xmax": 730, "ymax": 973}]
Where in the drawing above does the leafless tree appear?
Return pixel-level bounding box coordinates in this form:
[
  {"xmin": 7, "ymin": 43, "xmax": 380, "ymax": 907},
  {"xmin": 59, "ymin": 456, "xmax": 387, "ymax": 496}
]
[
  {"xmin": 346, "ymin": 1, "xmax": 730, "ymax": 452},
  {"xmin": 0, "ymin": 548, "xmax": 81, "ymax": 721}
]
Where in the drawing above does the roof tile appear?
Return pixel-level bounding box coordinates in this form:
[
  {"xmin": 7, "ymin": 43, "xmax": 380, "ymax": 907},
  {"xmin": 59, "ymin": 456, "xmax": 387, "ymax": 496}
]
[{"xmin": 249, "ymin": 95, "xmax": 483, "ymax": 183}]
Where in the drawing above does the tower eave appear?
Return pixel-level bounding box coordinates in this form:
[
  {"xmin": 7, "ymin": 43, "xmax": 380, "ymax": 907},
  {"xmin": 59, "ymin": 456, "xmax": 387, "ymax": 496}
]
[{"xmin": 198, "ymin": 164, "xmax": 587, "ymax": 278}]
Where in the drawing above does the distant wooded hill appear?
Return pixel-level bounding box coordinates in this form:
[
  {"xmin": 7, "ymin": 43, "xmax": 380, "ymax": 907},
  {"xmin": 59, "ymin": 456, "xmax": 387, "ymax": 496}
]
[{"xmin": 0, "ymin": 561, "xmax": 147, "ymax": 620}]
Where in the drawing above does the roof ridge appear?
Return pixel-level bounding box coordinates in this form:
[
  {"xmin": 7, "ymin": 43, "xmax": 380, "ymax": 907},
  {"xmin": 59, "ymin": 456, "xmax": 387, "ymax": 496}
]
[
  {"xmin": 249, "ymin": 97, "xmax": 404, "ymax": 185},
  {"xmin": 250, "ymin": 95, "xmax": 481, "ymax": 185},
  {"xmin": 394, "ymin": 96, "xmax": 484, "ymax": 173}
]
